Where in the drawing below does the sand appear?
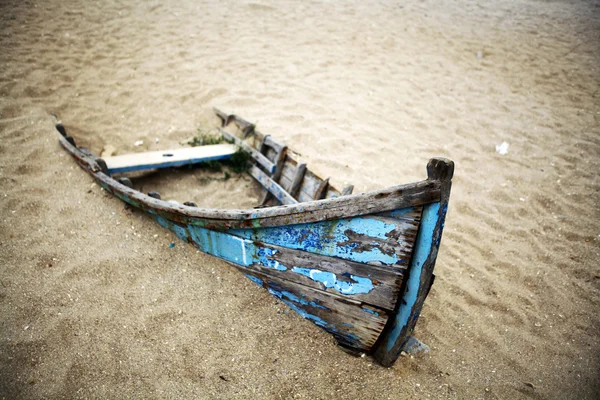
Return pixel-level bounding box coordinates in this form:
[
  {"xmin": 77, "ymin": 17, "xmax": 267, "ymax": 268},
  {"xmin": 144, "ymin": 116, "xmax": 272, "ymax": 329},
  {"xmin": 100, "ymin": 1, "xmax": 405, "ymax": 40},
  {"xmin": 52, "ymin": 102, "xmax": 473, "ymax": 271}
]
[{"xmin": 1, "ymin": 0, "xmax": 599, "ymax": 398}]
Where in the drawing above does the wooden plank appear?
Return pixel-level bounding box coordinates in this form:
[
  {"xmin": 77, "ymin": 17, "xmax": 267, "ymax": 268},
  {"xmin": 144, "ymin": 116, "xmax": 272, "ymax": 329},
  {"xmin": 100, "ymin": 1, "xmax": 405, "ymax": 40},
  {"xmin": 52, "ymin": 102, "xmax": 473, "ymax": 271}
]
[
  {"xmin": 313, "ymin": 177, "xmax": 329, "ymax": 200},
  {"xmin": 214, "ymin": 108, "xmax": 255, "ymax": 136},
  {"xmin": 219, "ymin": 128, "xmax": 275, "ymax": 174},
  {"xmin": 264, "ymin": 147, "xmax": 278, "ymax": 162},
  {"xmin": 147, "ymin": 202, "xmax": 404, "ymax": 352},
  {"xmin": 103, "ymin": 144, "xmax": 237, "ymax": 174},
  {"xmin": 278, "ymin": 174, "xmax": 293, "ymax": 192},
  {"xmin": 91, "ymin": 160, "xmax": 441, "ymax": 229},
  {"xmin": 242, "ymin": 269, "xmax": 389, "ymax": 350},
  {"xmin": 375, "ymin": 206, "xmax": 424, "ymax": 222},
  {"xmin": 297, "ymin": 170, "xmax": 323, "ymax": 201},
  {"xmin": 58, "ymin": 133, "xmax": 104, "ymax": 173},
  {"xmin": 229, "ymin": 206, "xmax": 422, "ymax": 268},
  {"xmin": 261, "ymin": 143, "xmax": 288, "ymax": 205},
  {"xmin": 288, "ymin": 163, "xmax": 307, "ymax": 198},
  {"xmin": 248, "ymin": 164, "xmax": 298, "ymax": 205},
  {"xmin": 58, "ymin": 117, "xmax": 442, "ymax": 230},
  {"xmin": 60, "ymin": 134, "xmax": 442, "ymax": 230},
  {"xmin": 342, "ymin": 185, "xmax": 354, "ymax": 196},
  {"xmin": 263, "ymin": 135, "xmax": 285, "ymax": 153},
  {"xmin": 152, "ymin": 214, "xmax": 400, "ymax": 310},
  {"xmin": 239, "ymin": 242, "xmax": 404, "ymax": 310},
  {"xmin": 325, "ymin": 189, "xmax": 339, "ymax": 199},
  {"xmin": 280, "ymin": 157, "xmax": 299, "ymax": 182},
  {"xmin": 373, "ymin": 158, "xmax": 454, "ymax": 366}
]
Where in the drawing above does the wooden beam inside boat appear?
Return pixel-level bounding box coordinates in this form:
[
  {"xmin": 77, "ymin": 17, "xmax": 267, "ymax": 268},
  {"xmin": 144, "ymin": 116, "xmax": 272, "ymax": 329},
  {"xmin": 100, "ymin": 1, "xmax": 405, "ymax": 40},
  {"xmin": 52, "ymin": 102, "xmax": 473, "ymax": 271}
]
[
  {"xmin": 219, "ymin": 128, "xmax": 276, "ymax": 174},
  {"xmin": 103, "ymin": 144, "xmax": 237, "ymax": 174},
  {"xmin": 248, "ymin": 165, "xmax": 298, "ymax": 205},
  {"xmin": 288, "ymin": 162, "xmax": 307, "ymax": 197}
]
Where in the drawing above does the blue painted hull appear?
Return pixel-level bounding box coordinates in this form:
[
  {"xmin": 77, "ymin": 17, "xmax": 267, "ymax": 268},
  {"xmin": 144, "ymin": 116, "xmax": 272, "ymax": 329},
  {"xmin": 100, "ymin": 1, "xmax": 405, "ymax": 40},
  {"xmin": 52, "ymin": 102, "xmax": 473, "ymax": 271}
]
[
  {"xmin": 56, "ymin": 119, "xmax": 453, "ymax": 366},
  {"xmin": 149, "ymin": 202, "xmax": 443, "ymax": 352}
]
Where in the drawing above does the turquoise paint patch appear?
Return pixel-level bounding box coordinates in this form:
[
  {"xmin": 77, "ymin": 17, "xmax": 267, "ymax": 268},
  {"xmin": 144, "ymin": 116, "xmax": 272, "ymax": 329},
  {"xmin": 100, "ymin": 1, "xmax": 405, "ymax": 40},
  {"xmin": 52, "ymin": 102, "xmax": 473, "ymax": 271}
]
[
  {"xmin": 281, "ymin": 299, "xmax": 329, "ymax": 328},
  {"xmin": 152, "ymin": 219, "xmax": 293, "ymax": 273},
  {"xmin": 256, "ymin": 247, "xmax": 287, "ymax": 271},
  {"xmin": 188, "ymin": 225, "xmax": 251, "ymax": 266},
  {"xmin": 155, "ymin": 216, "xmax": 189, "ymax": 242},
  {"xmin": 362, "ymin": 307, "xmax": 380, "ymax": 317},
  {"xmin": 386, "ymin": 202, "xmax": 441, "ymax": 351},
  {"xmin": 267, "ymin": 288, "xmax": 328, "ymax": 310},
  {"xmin": 245, "ymin": 275, "xmax": 263, "ymax": 287},
  {"xmin": 291, "ymin": 267, "xmax": 374, "ymax": 295},
  {"xmin": 229, "ymin": 213, "xmax": 410, "ymax": 265}
]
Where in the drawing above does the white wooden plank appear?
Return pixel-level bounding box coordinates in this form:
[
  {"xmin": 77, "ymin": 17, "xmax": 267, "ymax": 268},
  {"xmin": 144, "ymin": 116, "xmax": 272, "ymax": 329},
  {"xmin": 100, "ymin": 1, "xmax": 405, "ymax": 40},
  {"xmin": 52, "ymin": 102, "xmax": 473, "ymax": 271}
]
[{"xmin": 104, "ymin": 144, "xmax": 237, "ymax": 174}]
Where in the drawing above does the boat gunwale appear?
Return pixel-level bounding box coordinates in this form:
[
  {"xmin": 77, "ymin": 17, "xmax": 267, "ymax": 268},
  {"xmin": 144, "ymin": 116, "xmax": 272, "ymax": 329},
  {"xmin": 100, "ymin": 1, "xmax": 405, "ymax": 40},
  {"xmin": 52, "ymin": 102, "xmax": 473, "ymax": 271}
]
[{"xmin": 58, "ymin": 132, "xmax": 443, "ymax": 229}]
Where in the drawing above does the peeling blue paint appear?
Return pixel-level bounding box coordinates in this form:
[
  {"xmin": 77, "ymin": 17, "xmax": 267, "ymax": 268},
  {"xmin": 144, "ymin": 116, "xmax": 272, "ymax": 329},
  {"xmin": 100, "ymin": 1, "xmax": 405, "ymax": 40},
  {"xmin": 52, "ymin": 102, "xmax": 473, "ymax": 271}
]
[
  {"xmin": 291, "ymin": 267, "xmax": 374, "ymax": 295},
  {"xmin": 256, "ymin": 247, "xmax": 287, "ymax": 271},
  {"xmin": 386, "ymin": 202, "xmax": 441, "ymax": 351},
  {"xmin": 147, "ymin": 213, "xmax": 393, "ymax": 349},
  {"xmin": 281, "ymin": 299, "xmax": 329, "ymax": 328},
  {"xmin": 362, "ymin": 307, "xmax": 380, "ymax": 317},
  {"xmin": 245, "ymin": 274, "xmax": 263, "ymax": 287},
  {"xmin": 187, "ymin": 225, "xmax": 252, "ymax": 266},
  {"xmin": 229, "ymin": 215, "xmax": 407, "ymax": 265}
]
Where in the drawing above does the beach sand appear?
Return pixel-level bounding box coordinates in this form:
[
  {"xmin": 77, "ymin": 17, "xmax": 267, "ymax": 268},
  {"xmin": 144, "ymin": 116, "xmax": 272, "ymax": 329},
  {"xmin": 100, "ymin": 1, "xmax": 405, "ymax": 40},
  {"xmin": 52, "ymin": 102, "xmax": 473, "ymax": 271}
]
[{"xmin": 1, "ymin": 0, "xmax": 599, "ymax": 398}]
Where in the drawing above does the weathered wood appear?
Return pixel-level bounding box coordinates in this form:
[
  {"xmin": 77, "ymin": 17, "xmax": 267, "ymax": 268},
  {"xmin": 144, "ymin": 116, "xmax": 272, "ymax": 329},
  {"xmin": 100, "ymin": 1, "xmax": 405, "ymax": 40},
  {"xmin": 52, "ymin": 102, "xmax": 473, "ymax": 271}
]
[
  {"xmin": 153, "ymin": 215, "xmax": 400, "ymax": 309},
  {"xmin": 214, "ymin": 108, "xmax": 255, "ymax": 136},
  {"xmin": 372, "ymin": 158, "xmax": 454, "ymax": 367},
  {"xmin": 288, "ymin": 162, "xmax": 306, "ymax": 199},
  {"xmin": 260, "ymin": 137, "xmax": 288, "ymax": 205},
  {"xmin": 219, "ymin": 128, "xmax": 276, "ymax": 174},
  {"xmin": 263, "ymin": 135, "xmax": 285, "ymax": 153},
  {"xmin": 214, "ymin": 109, "xmax": 344, "ymax": 200},
  {"xmin": 342, "ymin": 185, "xmax": 354, "ymax": 196},
  {"xmin": 313, "ymin": 177, "xmax": 329, "ymax": 200},
  {"xmin": 149, "ymin": 205, "xmax": 411, "ymax": 352},
  {"xmin": 376, "ymin": 206, "xmax": 424, "ymax": 222},
  {"xmin": 297, "ymin": 170, "xmax": 325, "ymax": 202},
  {"xmin": 323, "ymin": 189, "xmax": 335, "ymax": 199},
  {"xmin": 244, "ymin": 270, "xmax": 389, "ymax": 350},
  {"xmin": 427, "ymin": 157, "xmax": 454, "ymax": 181},
  {"xmin": 58, "ymin": 118, "xmax": 453, "ymax": 363},
  {"xmin": 229, "ymin": 208, "xmax": 421, "ymax": 268},
  {"xmin": 248, "ymin": 164, "xmax": 298, "ymax": 205},
  {"xmin": 103, "ymin": 144, "xmax": 237, "ymax": 174},
  {"xmin": 58, "ymin": 133, "xmax": 103, "ymax": 172},
  {"xmin": 264, "ymin": 147, "xmax": 278, "ymax": 163},
  {"xmin": 240, "ymin": 242, "xmax": 405, "ymax": 310},
  {"xmin": 155, "ymin": 213, "xmax": 405, "ymax": 310},
  {"xmin": 87, "ymin": 159, "xmax": 441, "ymax": 229},
  {"xmin": 280, "ymin": 157, "xmax": 299, "ymax": 183}
]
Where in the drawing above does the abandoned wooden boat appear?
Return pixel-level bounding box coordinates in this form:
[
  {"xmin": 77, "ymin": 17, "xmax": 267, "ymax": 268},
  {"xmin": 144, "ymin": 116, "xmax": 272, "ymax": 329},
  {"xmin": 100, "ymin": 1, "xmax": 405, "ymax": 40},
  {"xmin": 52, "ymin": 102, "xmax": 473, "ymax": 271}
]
[{"xmin": 55, "ymin": 108, "xmax": 454, "ymax": 367}]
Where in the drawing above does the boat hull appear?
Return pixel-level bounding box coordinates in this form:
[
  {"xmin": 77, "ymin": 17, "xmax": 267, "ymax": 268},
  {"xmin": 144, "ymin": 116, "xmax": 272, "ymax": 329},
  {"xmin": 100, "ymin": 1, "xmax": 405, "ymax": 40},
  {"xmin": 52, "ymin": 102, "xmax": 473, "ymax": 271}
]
[{"xmin": 56, "ymin": 120, "xmax": 453, "ymax": 366}]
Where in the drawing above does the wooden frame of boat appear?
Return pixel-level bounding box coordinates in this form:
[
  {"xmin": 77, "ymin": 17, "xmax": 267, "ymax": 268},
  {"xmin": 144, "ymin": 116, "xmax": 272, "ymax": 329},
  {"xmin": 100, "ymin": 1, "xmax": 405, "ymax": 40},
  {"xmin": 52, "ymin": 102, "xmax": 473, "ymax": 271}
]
[{"xmin": 55, "ymin": 109, "xmax": 454, "ymax": 367}]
